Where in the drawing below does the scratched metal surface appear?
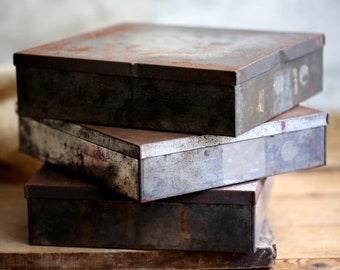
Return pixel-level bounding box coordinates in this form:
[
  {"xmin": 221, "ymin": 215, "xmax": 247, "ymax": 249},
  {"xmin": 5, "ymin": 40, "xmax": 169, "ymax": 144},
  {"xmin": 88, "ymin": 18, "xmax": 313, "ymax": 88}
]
[
  {"xmin": 141, "ymin": 127, "xmax": 326, "ymax": 201},
  {"xmin": 14, "ymin": 23, "xmax": 324, "ymax": 85},
  {"xmin": 25, "ymin": 165, "xmax": 270, "ymax": 252},
  {"xmin": 20, "ymin": 117, "xmax": 140, "ymax": 200},
  {"xmin": 19, "ymin": 110, "xmax": 326, "ymax": 202}
]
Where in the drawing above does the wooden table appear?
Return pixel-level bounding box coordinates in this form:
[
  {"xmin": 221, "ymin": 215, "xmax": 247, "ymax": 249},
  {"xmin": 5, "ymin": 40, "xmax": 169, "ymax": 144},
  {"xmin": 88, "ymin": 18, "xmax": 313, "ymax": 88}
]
[{"xmin": 0, "ymin": 115, "xmax": 339, "ymax": 269}]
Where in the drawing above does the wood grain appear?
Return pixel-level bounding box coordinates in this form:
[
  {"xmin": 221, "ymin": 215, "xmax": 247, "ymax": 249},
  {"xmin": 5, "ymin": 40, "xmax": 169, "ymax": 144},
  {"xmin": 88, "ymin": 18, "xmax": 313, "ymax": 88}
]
[{"xmin": 275, "ymin": 258, "xmax": 340, "ymax": 270}]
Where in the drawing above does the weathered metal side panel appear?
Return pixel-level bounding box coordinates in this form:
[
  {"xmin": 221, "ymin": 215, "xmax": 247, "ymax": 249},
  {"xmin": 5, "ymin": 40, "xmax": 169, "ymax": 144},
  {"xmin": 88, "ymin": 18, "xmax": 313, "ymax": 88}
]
[
  {"xmin": 25, "ymin": 168, "xmax": 270, "ymax": 253},
  {"xmin": 16, "ymin": 50, "xmax": 322, "ymax": 136},
  {"xmin": 16, "ymin": 68, "xmax": 235, "ymax": 135},
  {"xmin": 19, "ymin": 117, "xmax": 139, "ymax": 200},
  {"xmin": 28, "ymin": 200, "xmax": 253, "ymax": 252},
  {"xmin": 236, "ymin": 49, "xmax": 322, "ymax": 135},
  {"xmin": 141, "ymin": 127, "xmax": 325, "ymax": 201}
]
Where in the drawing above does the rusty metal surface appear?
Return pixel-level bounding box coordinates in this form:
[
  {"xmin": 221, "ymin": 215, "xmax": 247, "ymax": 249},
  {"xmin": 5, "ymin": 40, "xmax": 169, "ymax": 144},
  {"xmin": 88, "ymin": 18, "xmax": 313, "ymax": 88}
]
[
  {"xmin": 19, "ymin": 106, "xmax": 327, "ymax": 202},
  {"xmin": 14, "ymin": 23, "xmax": 324, "ymax": 85},
  {"xmin": 19, "ymin": 117, "xmax": 140, "ymax": 200},
  {"xmin": 14, "ymin": 23, "xmax": 324, "ymax": 136},
  {"xmin": 25, "ymin": 164, "xmax": 270, "ymax": 252},
  {"xmin": 15, "ymin": 48, "xmax": 323, "ymax": 136}
]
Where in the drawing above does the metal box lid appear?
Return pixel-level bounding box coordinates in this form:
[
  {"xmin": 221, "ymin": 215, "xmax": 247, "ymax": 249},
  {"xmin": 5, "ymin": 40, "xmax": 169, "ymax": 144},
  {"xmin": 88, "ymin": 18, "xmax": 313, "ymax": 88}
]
[
  {"xmin": 14, "ymin": 23, "xmax": 324, "ymax": 85},
  {"xmin": 41, "ymin": 106, "xmax": 328, "ymax": 160},
  {"xmin": 25, "ymin": 164, "xmax": 265, "ymax": 206}
]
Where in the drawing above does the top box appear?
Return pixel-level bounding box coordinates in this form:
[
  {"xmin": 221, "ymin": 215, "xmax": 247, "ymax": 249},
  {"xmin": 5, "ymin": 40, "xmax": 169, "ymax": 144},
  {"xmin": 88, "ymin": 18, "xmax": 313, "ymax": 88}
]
[{"xmin": 14, "ymin": 23, "xmax": 324, "ymax": 136}]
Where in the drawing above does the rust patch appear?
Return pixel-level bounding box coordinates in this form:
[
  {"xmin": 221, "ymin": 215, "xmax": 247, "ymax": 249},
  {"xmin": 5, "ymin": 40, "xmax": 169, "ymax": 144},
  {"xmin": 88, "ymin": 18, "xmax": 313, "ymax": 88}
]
[
  {"xmin": 69, "ymin": 46, "xmax": 94, "ymax": 53},
  {"xmin": 281, "ymin": 121, "xmax": 286, "ymax": 132},
  {"xmin": 80, "ymin": 204, "xmax": 96, "ymax": 246},
  {"xmin": 178, "ymin": 206, "xmax": 191, "ymax": 242},
  {"xmin": 86, "ymin": 146, "xmax": 106, "ymax": 161},
  {"xmin": 292, "ymin": 68, "xmax": 298, "ymax": 95},
  {"xmin": 257, "ymin": 88, "xmax": 265, "ymax": 113}
]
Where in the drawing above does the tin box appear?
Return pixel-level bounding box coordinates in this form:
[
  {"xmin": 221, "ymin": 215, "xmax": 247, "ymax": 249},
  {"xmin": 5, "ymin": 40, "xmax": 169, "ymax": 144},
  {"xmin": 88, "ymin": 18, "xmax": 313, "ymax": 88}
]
[
  {"xmin": 14, "ymin": 23, "xmax": 324, "ymax": 136},
  {"xmin": 19, "ymin": 106, "xmax": 327, "ymax": 201},
  {"xmin": 25, "ymin": 164, "xmax": 271, "ymax": 253}
]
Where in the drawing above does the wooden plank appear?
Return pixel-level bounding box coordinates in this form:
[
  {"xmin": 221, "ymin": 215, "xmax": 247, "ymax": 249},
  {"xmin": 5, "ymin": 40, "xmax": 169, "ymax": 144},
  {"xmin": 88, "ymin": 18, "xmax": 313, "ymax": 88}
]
[
  {"xmin": 275, "ymin": 258, "xmax": 340, "ymax": 270},
  {"xmin": 269, "ymin": 169, "xmax": 340, "ymax": 197},
  {"xmin": 0, "ymin": 236, "xmax": 274, "ymax": 270},
  {"xmin": 271, "ymin": 225, "xmax": 340, "ymax": 259},
  {"xmin": 269, "ymin": 171, "xmax": 340, "ymax": 197},
  {"xmin": 1, "ymin": 152, "xmax": 43, "ymax": 182},
  {"xmin": 269, "ymin": 195, "xmax": 340, "ymax": 225}
]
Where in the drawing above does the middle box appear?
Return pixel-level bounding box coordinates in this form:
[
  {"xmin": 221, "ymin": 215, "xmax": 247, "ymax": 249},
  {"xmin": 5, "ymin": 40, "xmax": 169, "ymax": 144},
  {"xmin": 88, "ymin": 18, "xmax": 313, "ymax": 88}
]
[{"xmin": 19, "ymin": 106, "xmax": 327, "ymax": 202}]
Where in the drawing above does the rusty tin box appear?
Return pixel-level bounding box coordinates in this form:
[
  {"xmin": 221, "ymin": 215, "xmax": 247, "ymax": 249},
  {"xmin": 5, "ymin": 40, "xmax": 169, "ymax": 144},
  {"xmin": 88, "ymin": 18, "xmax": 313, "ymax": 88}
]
[
  {"xmin": 19, "ymin": 106, "xmax": 327, "ymax": 202},
  {"xmin": 25, "ymin": 164, "xmax": 271, "ymax": 253},
  {"xmin": 14, "ymin": 23, "xmax": 324, "ymax": 136}
]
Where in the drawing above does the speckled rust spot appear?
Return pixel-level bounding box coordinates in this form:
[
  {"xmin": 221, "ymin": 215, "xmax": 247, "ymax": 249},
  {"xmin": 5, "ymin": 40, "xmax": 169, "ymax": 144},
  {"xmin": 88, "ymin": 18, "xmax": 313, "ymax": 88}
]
[
  {"xmin": 281, "ymin": 121, "xmax": 286, "ymax": 131},
  {"xmin": 257, "ymin": 88, "xmax": 265, "ymax": 113},
  {"xmin": 80, "ymin": 204, "xmax": 96, "ymax": 246},
  {"xmin": 69, "ymin": 46, "xmax": 94, "ymax": 53},
  {"xmin": 178, "ymin": 206, "xmax": 191, "ymax": 242}
]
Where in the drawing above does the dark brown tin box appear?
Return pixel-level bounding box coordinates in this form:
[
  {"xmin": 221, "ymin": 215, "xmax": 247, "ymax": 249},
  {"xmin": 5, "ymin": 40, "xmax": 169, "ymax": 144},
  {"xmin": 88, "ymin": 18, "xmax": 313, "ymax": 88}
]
[
  {"xmin": 25, "ymin": 164, "xmax": 271, "ymax": 253},
  {"xmin": 14, "ymin": 23, "xmax": 324, "ymax": 136}
]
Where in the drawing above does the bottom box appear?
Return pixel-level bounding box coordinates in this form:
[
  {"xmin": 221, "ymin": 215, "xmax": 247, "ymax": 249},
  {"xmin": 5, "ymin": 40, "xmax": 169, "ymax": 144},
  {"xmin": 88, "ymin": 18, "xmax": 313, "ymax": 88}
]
[{"xmin": 25, "ymin": 164, "xmax": 271, "ymax": 253}]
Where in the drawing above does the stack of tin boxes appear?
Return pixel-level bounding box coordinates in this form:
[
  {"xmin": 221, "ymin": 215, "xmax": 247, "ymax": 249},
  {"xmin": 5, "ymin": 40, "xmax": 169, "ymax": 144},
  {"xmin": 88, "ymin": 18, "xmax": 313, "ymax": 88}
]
[{"xmin": 14, "ymin": 24, "xmax": 327, "ymax": 268}]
